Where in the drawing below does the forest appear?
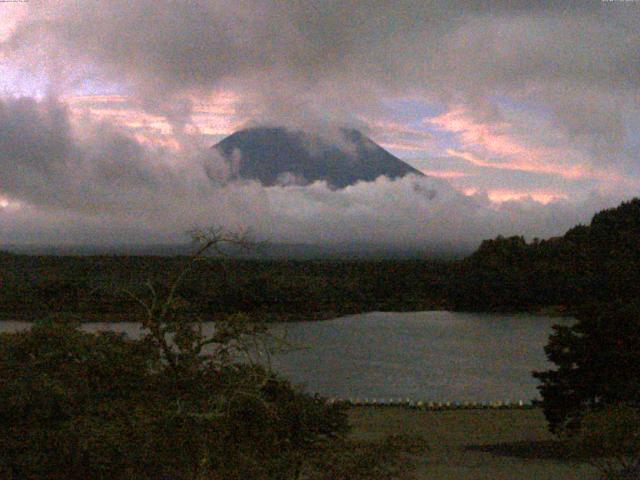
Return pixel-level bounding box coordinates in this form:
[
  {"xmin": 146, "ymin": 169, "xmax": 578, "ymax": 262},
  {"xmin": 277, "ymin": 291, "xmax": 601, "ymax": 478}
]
[
  {"xmin": 447, "ymin": 198, "xmax": 640, "ymax": 312},
  {"xmin": 0, "ymin": 199, "xmax": 640, "ymax": 321},
  {"xmin": 0, "ymin": 255, "xmax": 450, "ymax": 323},
  {"xmin": 2, "ymin": 198, "xmax": 640, "ymax": 322}
]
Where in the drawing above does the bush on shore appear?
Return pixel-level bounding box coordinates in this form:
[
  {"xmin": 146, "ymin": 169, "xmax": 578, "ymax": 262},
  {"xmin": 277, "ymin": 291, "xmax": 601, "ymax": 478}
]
[{"xmin": 0, "ymin": 319, "xmax": 350, "ymax": 479}]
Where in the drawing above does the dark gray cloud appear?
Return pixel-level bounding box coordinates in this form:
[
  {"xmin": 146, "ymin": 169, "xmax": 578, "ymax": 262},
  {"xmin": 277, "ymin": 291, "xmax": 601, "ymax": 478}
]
[
  {"xmin": 0, "ymin": 96, "xmax": 178, "ymax": 212},
  {"xmin": 6, "ymin": 1, "xmax": 639, "ymax": 150}
]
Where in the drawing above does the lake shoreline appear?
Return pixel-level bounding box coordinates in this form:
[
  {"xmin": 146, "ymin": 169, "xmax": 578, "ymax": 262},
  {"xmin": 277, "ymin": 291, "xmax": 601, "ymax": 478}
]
[
  {"xmin": 0, "ymin": 311, "xmax": 571, "ymax": 403},
  {"xmin": 0, "ymin": 303, "xmax": 572, "ymax": 324}
]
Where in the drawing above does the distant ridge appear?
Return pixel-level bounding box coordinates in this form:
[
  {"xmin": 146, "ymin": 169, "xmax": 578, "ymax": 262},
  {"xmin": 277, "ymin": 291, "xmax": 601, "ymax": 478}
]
[
  {"xmin": 448, "ymin": 197, "xmax": 640, "ymax": 311},
  {"xmin": 212, "ymin": 127, "xmax": 424, "ymax": 188},
  {"xmin": 0, "ymin": 242, "xmax": 467, "ymax": 260}
]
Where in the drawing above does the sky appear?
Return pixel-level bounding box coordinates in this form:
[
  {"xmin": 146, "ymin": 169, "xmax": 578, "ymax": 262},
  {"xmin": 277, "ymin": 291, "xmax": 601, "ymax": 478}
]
[{"xmin": 0, "ymin": 0, "xmax": 639, "ymax": 249}]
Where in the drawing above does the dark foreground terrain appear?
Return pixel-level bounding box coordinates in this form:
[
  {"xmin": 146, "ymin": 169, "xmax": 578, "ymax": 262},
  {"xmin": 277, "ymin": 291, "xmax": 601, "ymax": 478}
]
[{"xmin": 349, "ymin": 407, "xmax": 596, "ymax": 480}]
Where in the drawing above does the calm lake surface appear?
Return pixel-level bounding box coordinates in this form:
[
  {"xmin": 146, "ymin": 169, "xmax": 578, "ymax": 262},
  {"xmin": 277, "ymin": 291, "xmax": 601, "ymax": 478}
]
[{"xmin": 0, "ymin": 311, "xmax": 572, "ymax": 402}]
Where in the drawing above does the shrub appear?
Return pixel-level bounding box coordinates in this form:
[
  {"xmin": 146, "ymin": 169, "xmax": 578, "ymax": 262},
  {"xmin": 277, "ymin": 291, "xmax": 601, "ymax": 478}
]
[{"xmin": 0, "ymin": 318, "xmax": 350, "ymax": 479}]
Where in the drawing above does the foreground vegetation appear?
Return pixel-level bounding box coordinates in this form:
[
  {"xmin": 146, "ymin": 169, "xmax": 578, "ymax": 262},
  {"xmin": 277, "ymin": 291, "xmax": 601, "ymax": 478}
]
[
  {"xmin": 2, "ymin": 319, "xmax": 431, "ymax": 479},
  {"xmin": 532, "ymin": 300, "xmax": 640, "ymax": 479}
]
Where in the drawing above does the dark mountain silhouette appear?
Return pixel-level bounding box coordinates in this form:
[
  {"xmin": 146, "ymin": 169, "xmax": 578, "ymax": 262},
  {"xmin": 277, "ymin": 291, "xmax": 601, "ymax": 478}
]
[{"xmin": 212, "ymin": 127, "xmax": 424, "ymax": 188}]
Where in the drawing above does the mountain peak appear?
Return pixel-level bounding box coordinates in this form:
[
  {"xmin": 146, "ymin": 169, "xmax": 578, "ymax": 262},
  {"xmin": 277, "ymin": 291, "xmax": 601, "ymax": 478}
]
[{"xmin": 212, "ymin": 127, "xmax": 424, "ymax": 188}]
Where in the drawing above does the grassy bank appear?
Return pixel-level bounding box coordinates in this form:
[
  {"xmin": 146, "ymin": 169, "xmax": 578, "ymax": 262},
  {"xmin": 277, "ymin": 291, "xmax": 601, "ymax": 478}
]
[{"xmin": 348, "ymin": 407, "xmax": 597, "ymax": 479}]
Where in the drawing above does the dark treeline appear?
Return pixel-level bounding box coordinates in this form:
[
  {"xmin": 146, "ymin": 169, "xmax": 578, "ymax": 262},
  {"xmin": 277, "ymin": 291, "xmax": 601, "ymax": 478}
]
[
  {"xmin": 2, "ymin": 197, "xmax": 640, "ymax": 321},
  {"xmin": 447, "ymin": 198, "xmax": 640, "ymax": 313},
  {"xmin": 0, "ymin": 255, "xmax": 450, "ymax": 322}
]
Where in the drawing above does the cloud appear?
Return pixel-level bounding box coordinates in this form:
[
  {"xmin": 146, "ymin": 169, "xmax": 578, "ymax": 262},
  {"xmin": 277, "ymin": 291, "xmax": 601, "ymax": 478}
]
[
  {"xmin": 5, "ymin": 2, "xmax": 638, "ymax": 132},
  {"xmin": 65, "ymin": 92, "xmax": 243, "ymax": 146},
  {"xmin": 0, "ymin": 96, "xmax": 624, "ymax": 249},
  {"xmin": 0, "ymin": 2, "xmax": 638, "ymax": 247},
  {"xmin": 429, "ymin": 106, "xmax": 601, "ymax": 180}
]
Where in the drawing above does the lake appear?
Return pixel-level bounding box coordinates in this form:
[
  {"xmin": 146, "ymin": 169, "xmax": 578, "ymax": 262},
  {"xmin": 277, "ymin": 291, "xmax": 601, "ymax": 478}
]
[{"xmin": 0, "ymin": 311, "xmax": 571, "ymax": 403}]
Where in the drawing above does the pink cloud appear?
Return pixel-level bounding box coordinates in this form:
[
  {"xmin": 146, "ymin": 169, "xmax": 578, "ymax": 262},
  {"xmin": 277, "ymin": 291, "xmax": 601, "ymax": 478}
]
[
  {"xmin": 0, "ymin": 196, "xmax": 22, "ymax": 211},
  {"xmin": 64, "ymin": 91, "xmax": 244, "ymax": 148},
  {"xmin": 462, "ymin": 187, "xmax": 567, "ymax": 205},
  {"xmin": 421, "ymin": 170, "xmax": 468, "ymax": 179},
  {"xmin": 362, "ymin": 118, "xmax": 441, "ymax": 155},
  {"xmin": 446, "ymin": 148, "xmax": 590, "ymax": 180},
  {"xmin": 486, "ymin": 189, "xmax": 568, "ymax": 204},
  {"xmin": 0, "ymin": 4, "xmax": 27, "ymax": 43},
  {"xmin": 430, "ymin": 107, "xmax": 525, "ymax": 157},
  {"xmin": 428, "ymin": 106, "xmax": 600, "ymax": 181}
]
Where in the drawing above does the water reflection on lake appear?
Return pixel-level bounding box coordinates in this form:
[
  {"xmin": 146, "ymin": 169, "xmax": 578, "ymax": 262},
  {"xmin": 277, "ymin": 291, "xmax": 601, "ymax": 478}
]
[{"xmin": 0, "ymin": 311, "xmax": 572, "ymax": 402}]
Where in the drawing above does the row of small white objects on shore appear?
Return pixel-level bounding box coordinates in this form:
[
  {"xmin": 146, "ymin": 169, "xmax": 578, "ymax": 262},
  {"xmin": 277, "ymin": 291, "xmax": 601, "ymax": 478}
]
[{"xmin": 325, "ymin": 398, "xmax": 531, "ymax": 409}]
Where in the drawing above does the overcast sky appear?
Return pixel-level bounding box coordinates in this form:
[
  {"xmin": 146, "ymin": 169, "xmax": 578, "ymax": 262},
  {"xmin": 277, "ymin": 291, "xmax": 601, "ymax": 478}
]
[{"xmin": 0, "ymin": 1, "xmax": 638, "ymax": 248}]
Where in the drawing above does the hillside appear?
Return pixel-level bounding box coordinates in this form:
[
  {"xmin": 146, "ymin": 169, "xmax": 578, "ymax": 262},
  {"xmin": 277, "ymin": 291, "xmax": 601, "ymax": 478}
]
[{"xmin": 447, "ymin": 198, "xmax": 640, "ymax": 312}]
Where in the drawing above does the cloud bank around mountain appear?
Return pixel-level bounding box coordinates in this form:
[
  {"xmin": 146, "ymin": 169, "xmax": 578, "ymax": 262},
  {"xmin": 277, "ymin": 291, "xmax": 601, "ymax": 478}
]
[
  {"xmin": 0, "ymin": 96, "xmax": 618, "ymax": 249},
  {"xmin": 0, "ymin": 1, "xmax": 638, "ymax": 248}
]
